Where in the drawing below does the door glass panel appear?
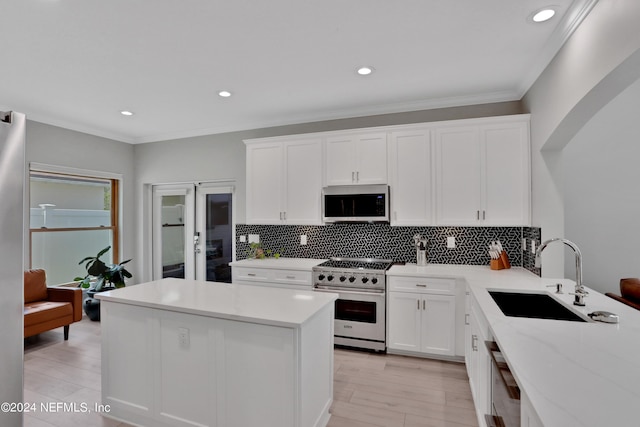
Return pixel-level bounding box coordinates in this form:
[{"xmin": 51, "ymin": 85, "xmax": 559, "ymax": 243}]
[
  {"xmin": 161, "ymin": 195, "xmax": 186, "ymax": 278},
  {"xmin": 204, "ymin": 193, "xmax": 232, "ymax": 282},
  {"xmin": 335, "ymin": 299, "xmax": 377, "ymax": 323}
]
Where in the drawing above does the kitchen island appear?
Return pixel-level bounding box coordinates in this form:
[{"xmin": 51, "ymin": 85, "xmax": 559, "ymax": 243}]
[
  {"xmin": 389, "ymin": 264, "xmax": 640, "ymax": 427},
  {"xmin": 96, "ymin": 278, "xmax": 337, "ymax": 427}
]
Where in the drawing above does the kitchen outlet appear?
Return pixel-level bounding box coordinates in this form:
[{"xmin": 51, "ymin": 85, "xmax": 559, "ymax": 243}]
[
  {"xmin": 248, "ymin": 234, "xmax": 260, "ymax": 244},
  {"xmin": 531, "ymin": 240, "xmax": 536, "ymax": 254},
  {"xmin": 522, "ymin": 238, "xmax": 527, "ymax": 251},
  {"xmin": 447, "ymin": 236, "xmax": 456, "ymax": 249},
  {"xmin": 239, "ymin": 235, "xmax": 247, "ymax": 243},
  {"xmin": 300, "ymin": 235, "xmax": 307, "ymax": 245},
  {"xmin": 178, "ymin": 327, "xmax": 190, "ymax": 349}
]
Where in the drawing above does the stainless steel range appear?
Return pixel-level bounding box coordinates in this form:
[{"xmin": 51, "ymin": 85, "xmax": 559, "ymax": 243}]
[{"xmin": 312, "ymin": 257, "xmax": 392, "ymax": 352}]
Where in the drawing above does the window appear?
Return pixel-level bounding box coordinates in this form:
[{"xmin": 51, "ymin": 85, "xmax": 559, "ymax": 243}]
[{"xmin": 29, "ymin": 170, "xmax": 120, "ymax": 286}]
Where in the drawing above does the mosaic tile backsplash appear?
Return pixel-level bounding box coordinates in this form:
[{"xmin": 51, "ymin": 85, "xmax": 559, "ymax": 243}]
[{"xmin": 237, "ymin": 224, "xmax": 542, "ymax": 274}]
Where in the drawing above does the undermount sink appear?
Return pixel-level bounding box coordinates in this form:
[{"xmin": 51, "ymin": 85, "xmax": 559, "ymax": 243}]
[{"xmin": 489, "ymin": 291, "xmax": 588, "ymax": 322}]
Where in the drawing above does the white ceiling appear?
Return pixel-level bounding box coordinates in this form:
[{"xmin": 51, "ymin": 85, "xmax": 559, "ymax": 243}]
[{"xmin": 1, "ymin": 0, "xmax": 598, "ymax": 144}]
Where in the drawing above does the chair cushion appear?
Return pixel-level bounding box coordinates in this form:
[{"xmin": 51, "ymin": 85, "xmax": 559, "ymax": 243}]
[
  {"xmin": 24, "ymin": 269, "xmax": 48, "ymax": 303},
  {"xmin": 24, "ymin": 301, "xmax": 72, "ymax": 327},
  {"xmin": 620, "ymin": 278, "xmax": 640, "ymax": 304}
]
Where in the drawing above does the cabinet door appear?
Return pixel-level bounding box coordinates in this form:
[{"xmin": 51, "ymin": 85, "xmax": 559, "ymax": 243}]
[
  {"xmin": 387, "ymin": 292, "xmax": 421, "ymax": 352},
  {"xmin": 246, "ymin": 142, "xmax": 283, "ymax": 224},
  {"xmin": 420, "ymin": 294, "xmax": 456, "ymax": 356},
  {"xmin": 389, "ymin": 129, "xmax": 433, "ymax": 225},
  {"xmin": 283, "ymin": 138, "xmax": 323, "ymax": 224},
  {"xmin": 325, "ymin": 135, "xmax": 355, "ymax": 185},
  {"xmin": 435, "ymin": 126, "xmax": 481, "ymax": 225},
  {"xmin": 481, "ymin": 122, "xmax": 530, "ymax": 226},
  {"xmin": 355, "ymin": 132, "xmax": 388, "ymax": 185}
]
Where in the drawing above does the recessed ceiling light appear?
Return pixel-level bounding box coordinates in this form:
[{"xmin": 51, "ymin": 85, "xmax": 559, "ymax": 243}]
[
  {"xmin": 120, "ymin": 110, "xmax": 134, "ymax": 116},
  {"xmin": 357, "ymin": 66, "xmax": 374, "ymax": 76},
  {"xmin": 218, "ymin": 90, "xmax": 232, "ymax": 98},
  {"xmin": 532, "ymin": 8, "xmax": 556, "ymax": 23}
]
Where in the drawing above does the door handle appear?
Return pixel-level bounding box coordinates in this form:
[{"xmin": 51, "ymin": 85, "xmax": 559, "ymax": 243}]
[
  {"xmin": 417, "ymin": 299, "xmax": 420, "ymax": 310},
  {"xmin": 352, "ymin": 171, "xmax": 355, "ymax": 182},
  {"xmin": 422, "ymin": 299, "xmax": 426, "ymax": 310},
  {"xmin": 465, "ymin": 314, "xmax": 470, "ymax": 325}
]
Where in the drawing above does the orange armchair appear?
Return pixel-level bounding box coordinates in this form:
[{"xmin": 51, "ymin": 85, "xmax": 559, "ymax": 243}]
[
  {"xmin": 24, "ymin": 269, "xmax": 82, "ymax": 340},
  {"xmin": 605, "ymin": 278, "xmax": 640, "ymax": 311}
]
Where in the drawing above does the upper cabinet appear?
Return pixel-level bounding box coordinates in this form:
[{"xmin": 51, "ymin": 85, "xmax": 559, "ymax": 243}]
[
  {"xmin": 324, "ymin": 132, "xmax": 388, "ymax": 186},
  {"xmin": 388, "ymin": 128, "xmax": 434, "ymax": 226},
  {"xmin": 435, "ymin": 118, "xmax": 530, "ymax": 226},
  {"xmin": 246, "ymin": 137, "xmax": 323, "ymax": 225},
  {"xmin": 245, "ymin": 115, "xmax": 530, "ymax": 227}
]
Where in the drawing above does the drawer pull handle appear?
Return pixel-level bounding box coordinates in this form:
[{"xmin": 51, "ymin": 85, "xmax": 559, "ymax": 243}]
[
  {"xmin": 247, "ymin": 273, "xmax": 256, "ymax": 277},
  {"xmin": 286, "ymin": 275, "xmax": 295, "ymax": 279},
  {"xmin": 416, "ymin": 284, "xmax": 427, "ymax": 288}
]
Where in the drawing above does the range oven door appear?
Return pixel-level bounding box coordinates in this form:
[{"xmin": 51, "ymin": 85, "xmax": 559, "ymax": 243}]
[{"xmin": 314, "ymin": 288, "xmax": 385, "ymax": 343}]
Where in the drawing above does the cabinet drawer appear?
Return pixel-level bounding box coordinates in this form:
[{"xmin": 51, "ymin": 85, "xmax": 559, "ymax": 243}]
[
  {"xmin": 272, "ymin": 269, "xmax": 312, "ymax": 286},
  {"xmin": 388, "ymin": 276, "xmax": 456, "ymax": 295},
  {"xmin": 232, "ymin": 267, "xmax": 272, "ymax": 282}
]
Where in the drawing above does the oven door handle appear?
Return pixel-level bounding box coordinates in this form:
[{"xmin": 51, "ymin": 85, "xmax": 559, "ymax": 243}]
[{"xmin": 313, "ymin": 287, "xmax": 385, "ymax": 296}]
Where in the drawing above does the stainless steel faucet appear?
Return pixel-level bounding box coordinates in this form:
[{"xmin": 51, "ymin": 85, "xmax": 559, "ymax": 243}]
[{"xmin": 535, "ymin": 238, "xmax": 587, "ymax": 306}]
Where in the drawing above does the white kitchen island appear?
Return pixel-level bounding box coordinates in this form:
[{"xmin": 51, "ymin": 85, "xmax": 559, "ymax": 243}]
[{"xmin": 96, "ymin": 278, "xmax": 337, "ymax": 427}]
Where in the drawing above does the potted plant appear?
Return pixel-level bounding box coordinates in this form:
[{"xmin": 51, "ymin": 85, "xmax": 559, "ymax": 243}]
[{"xmin": 75, "ymin": 246, "xmax": 132, "ymax": 321}]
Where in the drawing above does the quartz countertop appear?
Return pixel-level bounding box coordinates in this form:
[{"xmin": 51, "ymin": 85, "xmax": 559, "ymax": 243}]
[
  {"xmin": 388, "ymin": 264, "xmax": 640, "ymax": 427},
  {"xmin": 96, "ymin": 278, "xmax": 338, "ymax": 328},
  {"xmin": 229, "ymin": 257, "xmax": 327, "ymax": 270}
]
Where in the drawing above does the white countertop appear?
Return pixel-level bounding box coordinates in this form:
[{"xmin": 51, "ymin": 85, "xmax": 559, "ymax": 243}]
[
  {"xmin": 229, "ymin": 257, "xmax": 327, "ymax": 270},
  {"xmin": 388, "ymin": 264, "xmax": 640, "ymax": 427},
  {"xmin": 96, "ymin": 278, "xmax": 338, "ymax": 328}
]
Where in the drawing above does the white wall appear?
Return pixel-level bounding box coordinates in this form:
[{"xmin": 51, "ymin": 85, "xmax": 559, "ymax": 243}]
[
  {"xmin": 523, "ymin": 0, "xmax": 640, "ymax": 277},
  {"xmin": 563, "ymin": 77, "xmax": 640, "ymax": 293}
]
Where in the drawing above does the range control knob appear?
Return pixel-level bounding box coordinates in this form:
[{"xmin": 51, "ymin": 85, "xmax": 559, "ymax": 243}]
[
  {"xmin": 318, "ymin": 274, "xmax": 325, "ymax": 281},
  {"xmin": 348, "ymin": 276, "xmax": 356, "ymax": 283},
  {"xmin": 371, "ymin": 277, "xmax": 378, "ymax": 284},
  {"xmin": 339, "ymin": 276, "xmax": 346, "ymax": 282},
  {"xmin": 362, "ymin": 277, "xmax": 369, "ymax": 284},
  {"xmin": 327, "ymin": 275, "xmax": 334, "ymax": 281}
]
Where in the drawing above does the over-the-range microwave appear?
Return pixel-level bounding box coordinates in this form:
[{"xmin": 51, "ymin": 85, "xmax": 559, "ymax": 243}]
[{"xmin": 322, "ymin": 184, "xmax": 389, "ymax": 223}]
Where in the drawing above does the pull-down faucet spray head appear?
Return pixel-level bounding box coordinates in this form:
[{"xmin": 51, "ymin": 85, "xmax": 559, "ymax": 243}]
[{"xmin": 535, "ymin": 238, "xmax": 586, "ymax": 306}]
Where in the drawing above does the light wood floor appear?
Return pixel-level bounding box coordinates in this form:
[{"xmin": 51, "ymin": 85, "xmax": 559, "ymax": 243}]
[{"xmin": 24, "ymin": 316, "xmax": 479, "ymax": 427}]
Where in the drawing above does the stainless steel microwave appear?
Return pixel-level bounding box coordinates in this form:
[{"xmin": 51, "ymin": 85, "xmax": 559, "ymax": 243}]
[{"xmin": 322, "ymin": 185, "xmax": 389, "ymax": 223}]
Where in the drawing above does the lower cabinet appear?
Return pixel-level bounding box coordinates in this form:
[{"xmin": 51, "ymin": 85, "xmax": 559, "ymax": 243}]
[
  {"xmin": 466, "ymin": 290, "xmax": 493, "ymax": 427},
  {"xmin": 387, "ymin": 276, "xmax": 456, "ymax": 356},
  {"xmin": 231, "ymin": 266, "xmax": 312, "ymax": 290},
  {"xmin": 100, "ymin": 300, "xmax": 334, "ymax": 427}
]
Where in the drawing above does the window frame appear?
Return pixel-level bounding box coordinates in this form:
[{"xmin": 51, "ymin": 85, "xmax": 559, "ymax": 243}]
[{"xmin": 28, "ymin": 163, "xmax": 123, "ymax": 276}]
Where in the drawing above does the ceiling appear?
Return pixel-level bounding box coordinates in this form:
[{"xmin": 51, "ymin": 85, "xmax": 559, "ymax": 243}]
[{"xmin": 1, "ymin": 0, "xmax": 598, "ymax": 144}]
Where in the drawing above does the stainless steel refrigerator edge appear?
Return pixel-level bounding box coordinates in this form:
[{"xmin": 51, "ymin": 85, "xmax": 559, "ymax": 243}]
[{"xmin": 0, "ymin": 111, "xmax": 26, "ymax": 427}]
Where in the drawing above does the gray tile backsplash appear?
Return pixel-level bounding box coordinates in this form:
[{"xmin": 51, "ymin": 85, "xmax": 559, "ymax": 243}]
[{"xmin": 236, "ymin": 224, "xmax": 541, "ymax": 271}]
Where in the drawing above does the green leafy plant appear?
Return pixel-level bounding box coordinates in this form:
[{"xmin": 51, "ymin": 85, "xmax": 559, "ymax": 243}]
[
  {"xmin": 246, "ymin": 242, "xmax": 283, "ymax": 259},
  {"xmin": 74, "ymin": 246, "xmax": 132, "ymax": 292}
]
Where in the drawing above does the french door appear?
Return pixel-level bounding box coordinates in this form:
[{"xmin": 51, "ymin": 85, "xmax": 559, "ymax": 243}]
[{"xmin": 152, "ymin": 182, "xmax": 234, "ymax": 282}]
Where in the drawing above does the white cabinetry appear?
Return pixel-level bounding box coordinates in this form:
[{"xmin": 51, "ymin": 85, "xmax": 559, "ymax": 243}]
[
  {"xmin": 435, "ymin": 118, "xmax": 530, "ymax": 226},
  {"xmin": 246, "ymin": 137, "xmax": 322, "ymax": 225},
  {"xmin": 388, "ymin": 128, "xmax": 434, "ymax": 225},
  {"xmin": 387, "ymin": 276, "xmax": 456, "ymax": 356},
  {"xmin": 100, "ymin": 287, "xmax": 335, "ymax": 427},
  {"xmin": 232, "ymin": 266, "xmax": 312, "ymax": 290},
  {"xmin": 324, "ymin": 132, "xmax": 387, "ymax": 185},
  {"xmin": 465, "ymin": 290, "xmax": 492, "ymax": 427},
  {"xmin": 521, "ymin": 390, "xmax": 544, "ymax": 427}
]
